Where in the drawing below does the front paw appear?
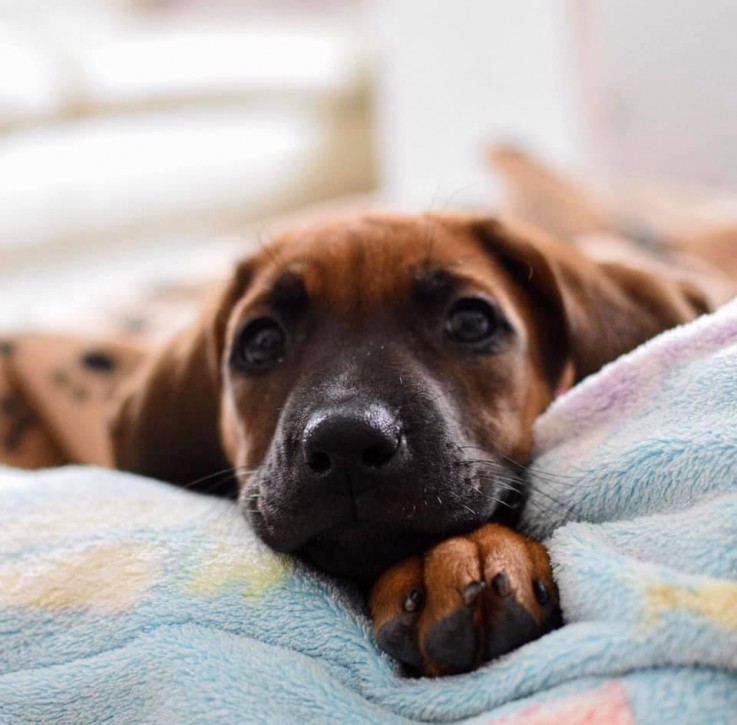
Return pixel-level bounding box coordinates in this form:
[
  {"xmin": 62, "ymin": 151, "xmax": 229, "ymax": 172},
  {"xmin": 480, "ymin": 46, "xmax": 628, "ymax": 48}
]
[{"xmin": 370, "ymin": 524, "xmax": 561, "ymax": 676}]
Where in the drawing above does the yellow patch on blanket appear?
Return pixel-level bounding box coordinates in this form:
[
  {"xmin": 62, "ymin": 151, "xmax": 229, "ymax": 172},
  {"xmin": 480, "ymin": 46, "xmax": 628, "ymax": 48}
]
[
  {"xmin": 0, "ymin": 542, "xmax": 159, "ymax": 612},
  {"xmin": 185, "ymin": 536, "xmax": 287, "ymax": 601},
  {"xmin": 0, "ymin": 499, "xmax": 209, "ymax": 553},
  {"xmin": 645, "ymin": 580, "xmax": 737, "ymax": 631}
]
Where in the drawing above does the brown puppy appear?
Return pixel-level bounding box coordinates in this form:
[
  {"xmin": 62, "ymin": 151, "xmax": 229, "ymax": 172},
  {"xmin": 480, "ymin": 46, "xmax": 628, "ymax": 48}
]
[{"xmin": 102, "ymin": 212, "xmax": 708, "ymax": 675}]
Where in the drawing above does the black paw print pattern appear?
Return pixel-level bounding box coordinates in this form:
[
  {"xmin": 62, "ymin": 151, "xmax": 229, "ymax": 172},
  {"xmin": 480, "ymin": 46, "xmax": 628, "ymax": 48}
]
[
  {"xmin": 48, "ymin": 349, "xmax": 119, "ymax": 403},
  {"xmin": 0, "ymin": 394, "xmax": 36, "ymax": 452}
]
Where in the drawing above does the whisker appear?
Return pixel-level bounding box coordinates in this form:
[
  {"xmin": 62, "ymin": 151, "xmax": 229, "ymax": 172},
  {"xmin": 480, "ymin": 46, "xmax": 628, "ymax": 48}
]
[
  {"xmin": 181, "ymin": 466, "xmax": 240, "ymax": 490},
  {"xmin": 179, "ymin": 463, "xmax": 261, "ymax": 500},
  {"xmin": 458, "ymin": 446, "xmax": 585, "ymax": 485},
  {"xmin": 395, "ymin": 386, "xmax": 449, "ymax": 417},
  {"xmin": 497, "ymin": 451, "xmax": 586, "ymax": 483},
  {"xmin": 468, "ymin": 465, "xmax": 574, "ymax": 513}
]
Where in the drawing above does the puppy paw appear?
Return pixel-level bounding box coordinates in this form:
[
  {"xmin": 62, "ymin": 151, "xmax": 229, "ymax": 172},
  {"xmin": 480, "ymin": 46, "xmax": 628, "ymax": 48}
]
[{"xmin": 370, "ymin": 523, "xmax": 561, "ymax": 676}]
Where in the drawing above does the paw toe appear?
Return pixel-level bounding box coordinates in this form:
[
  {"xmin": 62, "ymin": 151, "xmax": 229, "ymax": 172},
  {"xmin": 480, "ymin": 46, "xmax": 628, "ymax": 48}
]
[
  {"xmin": 376, "ymin": 614, "xmax": 424, "ymax": 668},
  {"xmin": 484, "ymin": 593, "xmax": 540, "ymax": 660},
  {"xmin": 424, "ymin": 606, "xmax": 478, "ymax": 673}
]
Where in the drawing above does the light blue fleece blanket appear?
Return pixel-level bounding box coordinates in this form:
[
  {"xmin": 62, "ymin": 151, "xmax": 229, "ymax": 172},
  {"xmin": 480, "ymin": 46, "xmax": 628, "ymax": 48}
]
[{"xmin": 1, "ymin": 300, "xmax": 736, "ymax": 724}]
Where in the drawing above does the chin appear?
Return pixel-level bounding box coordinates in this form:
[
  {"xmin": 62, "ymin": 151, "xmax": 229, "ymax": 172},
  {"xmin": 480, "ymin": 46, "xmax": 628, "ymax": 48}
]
[{"xmin": 296, "ymin": 522, "xmax": 439, "ymax": 580}]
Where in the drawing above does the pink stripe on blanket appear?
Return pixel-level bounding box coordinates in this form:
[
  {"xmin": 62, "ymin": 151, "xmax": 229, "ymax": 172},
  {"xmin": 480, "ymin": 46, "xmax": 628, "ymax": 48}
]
[{"xmin": 488, "ymin": 681, "xmax": 633, "ymax": 725}]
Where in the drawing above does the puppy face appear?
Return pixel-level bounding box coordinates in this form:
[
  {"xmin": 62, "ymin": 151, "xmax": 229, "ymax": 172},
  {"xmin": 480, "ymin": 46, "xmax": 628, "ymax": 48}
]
[
  {"xmin": 219, "ymin": 216, "xmax": 563, "ymax": 578},
  {"xmin": 112, "ymin": 212, "xmax": 704, "ymax": 580}
]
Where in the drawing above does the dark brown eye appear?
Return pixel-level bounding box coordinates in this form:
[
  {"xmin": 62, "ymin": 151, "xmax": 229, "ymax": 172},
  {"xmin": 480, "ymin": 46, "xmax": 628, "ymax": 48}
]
[
  {"xmin": 445, "ymin": 298, "xmax": 502, "ymax": 347},
  {"xmin": 232, "ymin": 318, "xmax": 287, "ymax": 372}
]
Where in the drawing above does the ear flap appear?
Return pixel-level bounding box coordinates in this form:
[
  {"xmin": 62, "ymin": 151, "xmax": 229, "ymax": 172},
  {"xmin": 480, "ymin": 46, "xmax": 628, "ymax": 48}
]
[
  {"xmin": 472, "ymin": 217, "xmax": 710, "ymax": 383},
  {"xmin": 486, "ymin": 145, "xmax": 615, "ymax": 240},
  {"xmin": 109, "ymin": 262, "xmax": 253, "ymax": 490}
]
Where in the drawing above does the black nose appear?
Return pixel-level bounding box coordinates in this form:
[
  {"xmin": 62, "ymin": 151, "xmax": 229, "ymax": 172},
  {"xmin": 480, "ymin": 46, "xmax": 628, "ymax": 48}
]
[{"xmin": 302, "ymin": 404, "xmax": 401, "ymax": 479}]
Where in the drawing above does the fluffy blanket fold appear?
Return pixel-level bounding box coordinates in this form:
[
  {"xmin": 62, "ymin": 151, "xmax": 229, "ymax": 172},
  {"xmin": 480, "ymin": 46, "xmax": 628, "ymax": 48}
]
[{"xmin": 1, "ymin": 300, "xmax": 736, "ymax": 724}]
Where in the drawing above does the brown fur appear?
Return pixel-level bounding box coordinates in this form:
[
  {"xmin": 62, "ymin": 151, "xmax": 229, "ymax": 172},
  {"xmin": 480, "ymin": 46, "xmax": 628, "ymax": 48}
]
[
  {"xmin": 110, "ymin": 213, "xmax": 707, "ymax": 486},
  {"xmin": 0, "ymin": 210, "xmax": 718, "ymax": 677},
  {"xmin": 100, "ymin": 212, "xmax": 711, "ymax": 675}
]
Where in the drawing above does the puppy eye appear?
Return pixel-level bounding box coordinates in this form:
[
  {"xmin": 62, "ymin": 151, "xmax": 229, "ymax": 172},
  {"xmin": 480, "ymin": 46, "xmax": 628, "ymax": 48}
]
[
  {"xmin": 445, "ymin": 298, "xmax": 503, "ymax": 347},
  {"xmin": 232, "ymin": 318, "xmax": 287, "ymax": 372}
]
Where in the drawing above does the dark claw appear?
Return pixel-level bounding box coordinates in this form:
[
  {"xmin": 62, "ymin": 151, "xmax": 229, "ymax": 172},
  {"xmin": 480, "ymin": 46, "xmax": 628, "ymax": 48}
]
[
  {"xmin": 462, "ymin": 580, "xmax": 486, "ymax": 605},
  {"xmin": 533, "ymin": 579, "xmax": 549, "ymax": 605},
  {"xmin": 424, "ymin": 606, "xmax": 478, "ymax": 672},
  {"xmin": 403, "ymin": 589, "xmax": 423, "ymax": 613}
]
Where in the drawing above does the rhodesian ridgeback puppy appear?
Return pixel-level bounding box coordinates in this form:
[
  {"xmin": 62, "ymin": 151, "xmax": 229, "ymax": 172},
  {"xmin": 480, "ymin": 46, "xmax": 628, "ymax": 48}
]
[{"xmin": 1, "ymin": 211, "xmax": 717, "ymax": 676}]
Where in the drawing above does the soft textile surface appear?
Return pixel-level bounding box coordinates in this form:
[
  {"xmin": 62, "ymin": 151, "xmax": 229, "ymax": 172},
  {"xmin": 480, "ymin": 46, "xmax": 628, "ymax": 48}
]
[{"xmin": 1, "ymin": 301, "xmax": 736, "ymax": 724}]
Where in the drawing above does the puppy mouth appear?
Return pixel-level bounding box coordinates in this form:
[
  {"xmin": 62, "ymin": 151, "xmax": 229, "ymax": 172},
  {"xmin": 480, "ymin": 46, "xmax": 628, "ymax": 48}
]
[
  {"xmin": 240, "ymin": 454, "xmax": 527, "ymax": 580},
  {"xmin": 297, "ymin": 521, "xmax": 441, "ymax": 580},
  {"xmin": 243, "ymin": 480, "xmax": 514, "ymax": 580}
]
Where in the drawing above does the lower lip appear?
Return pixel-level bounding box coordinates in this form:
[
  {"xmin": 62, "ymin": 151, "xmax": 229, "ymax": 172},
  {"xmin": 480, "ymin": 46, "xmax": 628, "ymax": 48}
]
[{"xmin": 298, "ymin": 522, "xmax": 437, "ymax": 579}]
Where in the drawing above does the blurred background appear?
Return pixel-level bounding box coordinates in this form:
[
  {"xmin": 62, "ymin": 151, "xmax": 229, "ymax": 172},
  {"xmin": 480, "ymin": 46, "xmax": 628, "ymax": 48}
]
[{"xmin": 1, "ymin": 0, "xmax": 736, "ymax": 333}]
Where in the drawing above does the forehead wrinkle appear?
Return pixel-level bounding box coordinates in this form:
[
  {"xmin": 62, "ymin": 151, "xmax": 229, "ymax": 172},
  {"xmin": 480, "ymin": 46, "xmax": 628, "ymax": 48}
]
[
  {"xmin": 255, "ymin": 219, "xmax": 490, "ymax": 318},
  {"xmin": 302, "ymin": 228, "xmax": 407, "ymax": 315},
  {"xmin": 266, "ymin": 251, "xmax": 359, "ymax": 314},
  {"xmin": 348, "ymin": 228, "xmax": 369, "ymax": 313},
  {"xmin": 338, "ymin": 220, "xmax": 389, "ymax": 308},
  {"xmin": 359, "ymin": 235, "xmax": 415, "ymax": 313}
]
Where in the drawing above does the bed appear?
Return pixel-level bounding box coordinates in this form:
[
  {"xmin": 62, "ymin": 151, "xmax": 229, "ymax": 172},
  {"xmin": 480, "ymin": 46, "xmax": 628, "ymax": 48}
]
[{"xmin": 1, "ymin": 298, "xmax": 735, "ymax": 723}]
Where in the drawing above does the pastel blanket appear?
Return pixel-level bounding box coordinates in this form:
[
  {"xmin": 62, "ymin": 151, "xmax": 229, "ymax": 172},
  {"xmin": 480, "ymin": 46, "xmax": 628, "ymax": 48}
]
[{"xmin": 1, "ymin": 300, "xmax": 736, "ymax": 724}]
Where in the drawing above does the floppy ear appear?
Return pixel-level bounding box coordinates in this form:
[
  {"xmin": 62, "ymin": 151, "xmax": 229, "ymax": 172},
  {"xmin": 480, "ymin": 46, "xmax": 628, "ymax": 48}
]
[
  {"xmin": 109, "ymin": 261, "xmax": 253, "ymax": 490},
  {"xmin": 486, "ymin": 145, "xmax": 615, "ymax": 240},
  {"xmin": 471, "ymin": 217, "xmax": 710, "ymax": 383}
]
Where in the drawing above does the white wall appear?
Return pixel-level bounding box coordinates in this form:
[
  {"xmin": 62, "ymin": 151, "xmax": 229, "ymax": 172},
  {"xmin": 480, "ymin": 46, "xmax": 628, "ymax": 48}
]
[
  {"xmin": 373, "ymin": 0, "xmax": 584, "ymax": 208},
  {"xmin": 579, "ymin": 0, "xmax": 737, "ymax": 187}
]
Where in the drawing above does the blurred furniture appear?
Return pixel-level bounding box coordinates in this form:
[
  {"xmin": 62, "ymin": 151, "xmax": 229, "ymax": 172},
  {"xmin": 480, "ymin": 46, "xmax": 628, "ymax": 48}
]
[{"xmin": 0, "ymin": 0, "xmax": 375, "ymax": 329}]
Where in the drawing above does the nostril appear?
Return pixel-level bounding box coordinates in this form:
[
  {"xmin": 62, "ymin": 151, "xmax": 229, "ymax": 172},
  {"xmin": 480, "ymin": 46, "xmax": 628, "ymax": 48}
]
[
  {"xmin": 307, "ymin": 450, "xmax": 332, "ymax": 473},
  {"xmin": 362, "ymin": 442, "xmax": 396, "ymax": 469},
  {"xmin": 302, "ymin": 405, "xmax": 402, "ymax": 476}
]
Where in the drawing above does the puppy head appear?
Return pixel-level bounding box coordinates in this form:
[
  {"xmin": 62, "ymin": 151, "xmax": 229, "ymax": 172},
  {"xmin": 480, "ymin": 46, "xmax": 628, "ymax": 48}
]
[
  {"xmin": 111, "ymin": 213, "xmax": 706, "ymax": 579},
  {"xmin": 219, "ymin": 215, "xmax": 565, "ymax": 578}
]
